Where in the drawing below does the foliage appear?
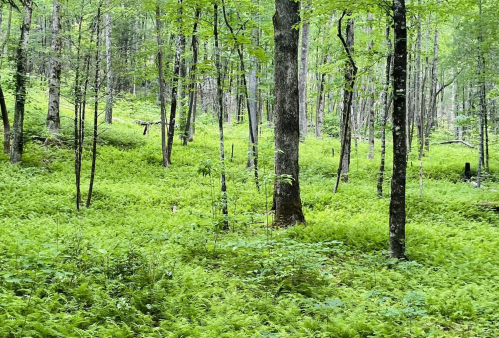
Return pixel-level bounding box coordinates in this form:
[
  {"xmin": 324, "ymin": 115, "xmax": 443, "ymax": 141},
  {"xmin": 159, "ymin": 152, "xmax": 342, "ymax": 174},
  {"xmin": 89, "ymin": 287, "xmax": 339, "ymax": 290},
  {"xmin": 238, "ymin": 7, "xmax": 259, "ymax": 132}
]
[{"xmin": 0, "ymin": 88, "xmax": 498, "ymax": 337}]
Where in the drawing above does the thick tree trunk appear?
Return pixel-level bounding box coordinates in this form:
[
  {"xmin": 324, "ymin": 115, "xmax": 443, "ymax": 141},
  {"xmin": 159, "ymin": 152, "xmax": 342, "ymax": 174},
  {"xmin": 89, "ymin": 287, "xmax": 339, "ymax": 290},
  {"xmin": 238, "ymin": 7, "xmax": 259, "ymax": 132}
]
[
  {"xmin": 272, "ymin": 0, "xmax": 305, "ymax": 227},
  {"xmin": 46, "ymin": 0, "xmax": 62, "ymax": 135},
  {"xmin": 214, "ymin": 3, "xmax": 229, "ymax": 230},
  {"xmin": 156, "ymin": 6, "xmax": 168, "ymax": 167},
  {"xmin": 377, "ymin": 26, "xmax": 392, "ymax": 198},
  {"xmin": 298, "ymin": 0, "xmax": 311, "ymax": 140},
  {"xmin": 104, "ymin": 0, "xmax": 113, "ymax": 124},
  {"xmin": 10, "ymin": 0, "xmax": 33, "ymax": 164},
  {"xmin": 389, "ymin": 0, "xmax": 408, "ymax": 260},
  {"xmin": 86, "ymin": 4, "xmax": 102, "ymax": 208}
]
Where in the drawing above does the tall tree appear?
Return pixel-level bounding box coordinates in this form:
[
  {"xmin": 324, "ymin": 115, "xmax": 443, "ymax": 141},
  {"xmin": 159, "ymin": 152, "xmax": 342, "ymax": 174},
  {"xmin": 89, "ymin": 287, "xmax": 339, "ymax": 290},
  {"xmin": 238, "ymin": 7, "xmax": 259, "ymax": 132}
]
[
  {"xmin": 46, "ymin": 0, "xmax": 62, "ymax": 136},
  {"xmin": 334, "ymin": 13, "xmax": 357, "ymax": 193},
  {"xmin": 272, "ymin": 0, "xmax": 305, "ymax": 227},
  {"xmin": 389, "ymin": 0, "xmax": 408, "ymax": 259},
  {"xmin": 10, "ymin": 0, "xmax": 34, "ymax": 163},
  {"xmin": 214, "ymin": 3, "xmax": 229, "ymax": 230},
  {"xmin": 104, "ymin": 0, "xmax": 113, "ymax": 124},
  {"xmin": 86, "ymin": 2, "xmax": 102, "ymax": 208},
  {"xmin": 298, "ymin": 0, "xmax": 311, "ymax": 140},
  {"xmin": 156, "ymin": 4, "xmax": 168, "ymax": 167}
]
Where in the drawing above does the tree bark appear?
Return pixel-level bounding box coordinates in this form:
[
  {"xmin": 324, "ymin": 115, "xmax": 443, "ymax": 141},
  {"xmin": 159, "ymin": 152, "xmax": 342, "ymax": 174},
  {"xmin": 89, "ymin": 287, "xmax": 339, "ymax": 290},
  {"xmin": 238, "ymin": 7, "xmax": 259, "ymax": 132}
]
[
  {"xmin": 165, "ymin": 0, "xmax": 183, "ymax": 166},
  {"xmin": 335, "ymin": 14, "xmax": 356, "ymax": 192},
  {"xmin": 298, "ymin": 0, "xmax": 311, "ymax": 140},
  {"xmin": 272, "ymin": 0, "xmax": 305, "ymax": 227},
  {"xmin": 248, "ymin": 22, "xmax": 259, "ymax": 167},
  {"xmin": 46, "ymin": 0, "xmax": 62, "ymax": 135},
  {"xmin": 214, "ymin": 3, "xmax": 229, "ymax": 230},
  {"xmin": 0, "ymin": 82, "xmax": 10, "ymax": 154},
  {"xmin": 377, "ymin": 26, "xmax": 392, "ymax": 198},
  {"xmin": 10, "ymin": 0, "xmax": 33, "ymax": 163},
  {"xmin": 183, "ymin": 8, "xmax": 201, "ymax": 146},
  {"xmin": 389, "ymin": 0, "xmax": 408, "ymax": 260},
  {"xmin": 104, "ymin": 0, "xmax": 113, "ymax": 124},
  {"xmin": 156, "ymin": 5, "xmax": 168, "ymax": 167},
  {"xmin": 86, "ymin": 4, "xmax": 102, "ymax": 208}
]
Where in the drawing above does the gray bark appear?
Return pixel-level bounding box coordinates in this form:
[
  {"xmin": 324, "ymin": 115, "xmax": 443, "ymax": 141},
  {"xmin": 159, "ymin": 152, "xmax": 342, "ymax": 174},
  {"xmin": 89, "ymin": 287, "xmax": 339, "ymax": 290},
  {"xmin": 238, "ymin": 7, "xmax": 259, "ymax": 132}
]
[
  {"xmin": 298, "ymin": 0, "xmax": 311, "ymax": 140},
  {"xmin": 155, "ymin": 5, "xmax": 168, "ymax": 167},
  {"xmin": 248, "ymin": 25, "xmax": 258, "ymax": 167},
  {"xmin": 46, "ymin": 0, "xmax": 62, "ymax": 135}
]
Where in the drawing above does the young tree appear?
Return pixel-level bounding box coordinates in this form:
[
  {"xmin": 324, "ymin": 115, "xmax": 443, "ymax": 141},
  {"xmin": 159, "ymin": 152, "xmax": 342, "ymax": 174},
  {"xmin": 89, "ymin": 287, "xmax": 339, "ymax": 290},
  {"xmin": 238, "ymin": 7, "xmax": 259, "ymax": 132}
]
[
  {"xmin": 10, "ymin": 0, "xmax": 34, "ymax": 163},
  {"xmin": 334, "ymin": 12, "xmax": 357, "ymax": 193},
  {"xmin": 298, "ymin": 0, "xmax": 311, "ymax": 140},
  {"xmin": 389, "ymin": 0, "xmax": 408, "ymax": 260},
  {"xmin": 155, "ymin": 4, "xmax": 168, "ymax": 167},
  {"xmin": 104, "ymin": 0, "xmax": 113, "ymax": 124},
  {"xmin": 272, "ymin": 0, "xmax": 305, "ymax": 227},
  {"xmin": 214, "ymin": 3, "xmax": 229, "ymax": 230}
]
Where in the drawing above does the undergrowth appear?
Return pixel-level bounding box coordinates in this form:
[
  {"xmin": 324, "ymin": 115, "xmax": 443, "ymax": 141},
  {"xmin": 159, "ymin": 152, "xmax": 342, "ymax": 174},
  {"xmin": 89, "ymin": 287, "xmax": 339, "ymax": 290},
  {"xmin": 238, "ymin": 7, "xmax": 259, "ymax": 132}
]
[{"xmin": 0, "ymin": 87, "xmax": 498, "ymax": 337}]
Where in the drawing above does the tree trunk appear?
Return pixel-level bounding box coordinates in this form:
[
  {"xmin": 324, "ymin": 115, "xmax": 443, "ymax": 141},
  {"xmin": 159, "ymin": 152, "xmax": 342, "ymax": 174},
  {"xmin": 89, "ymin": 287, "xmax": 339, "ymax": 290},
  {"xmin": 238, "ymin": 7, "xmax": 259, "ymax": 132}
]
[
  {"xmin": 46, "ymin": 0, "xmax": 62, "ymax": 135},
  {"xmin": 156, "ymin": 6, "xmax": 168, "ymax": 167},
  {"xmin": 183, "ymin": 8, "xmax": 201, "ymax": 146},
  {"xmin": 272, "ymin": 0, "xmax": 305, "ymax": 227},
  {"xmin": 165, "ymin": 0, "xmax": 183, "ymax": 166},
  {"xmin": 315, "ymin": 52, "xmax": 326, "ymax": 139},
  {"xmin": 298, "ymin": 0, "xmax": 311, "ymax": 140},
  {"xmin": 0, "ymin": 82, "xmax": 10, "ymax": 154},
  {"xmin": 86, "ymin": 4, "xmax": 102, "ymax": 208},
  {"xmin": 222, "ymin": 2, "xmax": 259, "ymax": 189},
  {"xmin": 0, "ymin": 4, "xmax": 12, "ymax": 64},
  {"xmin": 389, "ymin": 0, "xmax": 408, "ymax": 260},
  {"xmin": 104, "ymin": 0, "xmax": 113, "ymax": 124},
  {"xmin": 248, "ymin": 23, "xmax": 259, "ymax": 167},
  {"xmin": 377, "ymin": 26, "xmax": 392, "ymax": 198},
  {"xmin": 424, "ymin": 27, "xmax": 439, "ymax": 151},
  {"xmin": 214, "ymin": 3, "xmax": 229, "ymax": 230},
  {"xmin": 10, "ymin": 0, "xmax": 33, "ymax": 164},
  {"xmin": 335, "ymin": 15, "xmax": 356, "ymax": 192}
]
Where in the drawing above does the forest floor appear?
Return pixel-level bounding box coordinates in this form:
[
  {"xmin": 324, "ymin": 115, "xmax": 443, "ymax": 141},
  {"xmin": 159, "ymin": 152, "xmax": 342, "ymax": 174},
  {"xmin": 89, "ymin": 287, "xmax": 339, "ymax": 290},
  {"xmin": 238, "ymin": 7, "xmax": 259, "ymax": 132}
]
[{"xmin": 1, "ymin": 89, "xmax": 499, "ymax": 337}]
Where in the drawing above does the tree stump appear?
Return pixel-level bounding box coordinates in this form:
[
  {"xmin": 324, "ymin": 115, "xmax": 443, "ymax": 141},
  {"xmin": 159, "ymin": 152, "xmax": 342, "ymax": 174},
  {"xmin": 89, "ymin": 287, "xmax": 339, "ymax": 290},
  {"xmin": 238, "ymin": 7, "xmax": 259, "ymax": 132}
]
[{"xmin": 464, "ymin": 162, "xmax": 471, "ymax": 181}]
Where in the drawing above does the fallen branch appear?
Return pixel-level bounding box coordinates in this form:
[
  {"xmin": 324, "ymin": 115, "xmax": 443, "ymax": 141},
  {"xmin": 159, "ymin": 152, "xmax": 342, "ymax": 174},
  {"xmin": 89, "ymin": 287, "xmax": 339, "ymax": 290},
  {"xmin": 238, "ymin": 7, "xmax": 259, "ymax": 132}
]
[
  {"xmin": 438, "ymin": 140, "xmax": 475, "ymax": 148},
  {"xmin": 134, "ymin": 119, "xmax": 162, "ymax": 126},
  {"xmin": 134, "ymin": 120, "xmax": 164, "ymax": 136}
]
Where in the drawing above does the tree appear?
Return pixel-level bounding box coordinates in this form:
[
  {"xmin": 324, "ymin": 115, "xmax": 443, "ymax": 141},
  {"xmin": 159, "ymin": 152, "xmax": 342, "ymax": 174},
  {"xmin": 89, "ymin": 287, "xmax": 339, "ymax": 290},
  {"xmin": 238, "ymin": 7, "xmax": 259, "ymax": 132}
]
[
  {"xmin": 272, "ymin": 0, "xmax": 305, "ymax": 227},
  {"xmin": 389, "ymin": 0, "xmax": 408, "ymax": 260},
  {"xmin": 10, "ymin": 0, "xmax": 34, "ymax": 163},
  {"xmin": 298, "ymin": 0, "xmax": 311, "ymax": 140},
  {"xmin": 104, "ymin": 0, "xmax": 113, "ymax": 124},
  {"xmin": 46, "ymin": 0, "xmax": 62, "ymax": 136},
  {"xmin": 334, "ymin": 12, "xmax": 357, "ymax": 193}
]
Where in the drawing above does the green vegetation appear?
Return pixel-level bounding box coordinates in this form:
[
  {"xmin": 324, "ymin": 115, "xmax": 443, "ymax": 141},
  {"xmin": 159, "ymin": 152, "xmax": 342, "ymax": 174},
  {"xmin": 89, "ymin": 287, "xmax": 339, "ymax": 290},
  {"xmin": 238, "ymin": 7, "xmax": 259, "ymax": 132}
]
[{"xmin": 0, "ymin": 89, "xmax": 498, "ymax": 337}]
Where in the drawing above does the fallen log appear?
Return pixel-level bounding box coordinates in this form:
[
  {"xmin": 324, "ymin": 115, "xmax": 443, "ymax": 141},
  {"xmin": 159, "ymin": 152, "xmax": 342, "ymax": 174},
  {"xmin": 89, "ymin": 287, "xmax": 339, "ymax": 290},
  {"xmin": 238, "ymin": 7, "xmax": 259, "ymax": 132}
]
[
  {"xmin": 134, "ymin": 120, "xmax": 163, "ymax": 136},
  {"xmin": 439, "ymin": 140, "xmax": 475, "ymax": 148},
  {"xmin": 478, "ymin": 202, "xmax": 499, "ymax": 211}
]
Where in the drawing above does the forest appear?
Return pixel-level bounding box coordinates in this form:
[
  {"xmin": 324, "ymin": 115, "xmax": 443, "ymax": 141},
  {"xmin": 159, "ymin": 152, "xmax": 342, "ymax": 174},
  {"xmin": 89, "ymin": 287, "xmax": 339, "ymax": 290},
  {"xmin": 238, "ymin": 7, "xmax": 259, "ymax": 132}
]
[{"xmin": 0, "ymin": 0, "xmax": 498, "ymax": 336}]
